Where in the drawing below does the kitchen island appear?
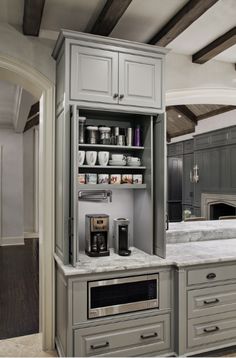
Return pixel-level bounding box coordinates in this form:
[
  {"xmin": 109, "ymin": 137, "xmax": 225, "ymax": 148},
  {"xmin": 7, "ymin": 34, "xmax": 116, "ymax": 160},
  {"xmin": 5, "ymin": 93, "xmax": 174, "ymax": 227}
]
[{"xmin": 167, "ymin": 219, "xmax": 236, "ymax": 243}]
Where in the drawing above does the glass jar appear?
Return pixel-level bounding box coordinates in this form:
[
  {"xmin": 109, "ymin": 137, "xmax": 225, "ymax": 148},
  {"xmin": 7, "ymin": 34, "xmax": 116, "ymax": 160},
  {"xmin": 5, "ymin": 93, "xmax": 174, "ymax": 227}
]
[
  {"xmin": 99, "ymin": 127, "xmax": 111, "ymax": 145},
  {"xmin": 86, "ymin": 126, "xmax": 98, "ymax": 144}
]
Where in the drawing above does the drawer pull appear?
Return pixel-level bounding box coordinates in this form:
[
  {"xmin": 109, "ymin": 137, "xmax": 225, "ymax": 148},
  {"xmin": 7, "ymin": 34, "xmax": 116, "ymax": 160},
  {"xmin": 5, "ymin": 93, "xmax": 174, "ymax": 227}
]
[
  {"xmin": 203, "ymin": 326, "xmax": 219, "ymax": 333},
  {"xmin": 119, "ymin": 94, "xmax": 124, "ymax": 100},
  {"xmin": 141, "ymin": 332, "xmax": 158, "ymax": 340},
  {"xmin": 90, "ymin": 342, "xmax": 109, "ymax": 350},
  {"xmin": 203, "ymin": 298, "xmax": 219, "ymax": 305},
  {"xmin": 206, "ymin": 273, "xmax": 216, "ymax": 280},
  {"xmin": 113, "ymin": 93, "xmax": 119, "ymax": 99}
]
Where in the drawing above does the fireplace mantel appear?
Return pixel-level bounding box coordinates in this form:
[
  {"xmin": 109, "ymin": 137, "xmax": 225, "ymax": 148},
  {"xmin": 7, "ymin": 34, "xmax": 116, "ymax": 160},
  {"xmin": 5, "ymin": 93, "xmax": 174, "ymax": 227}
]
[{"xmin": 201, "ymin": 193, "xmax": 236, "ymax": 219}]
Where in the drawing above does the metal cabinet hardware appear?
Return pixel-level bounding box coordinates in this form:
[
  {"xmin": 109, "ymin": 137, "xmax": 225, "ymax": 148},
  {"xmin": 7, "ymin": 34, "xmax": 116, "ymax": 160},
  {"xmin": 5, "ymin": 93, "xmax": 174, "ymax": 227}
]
[
  {"xmin": 90, "ymin": 342, "xmax": 109, "ymax": 350},
  {"xmin": 203, "ymin": 298, "xmax": 219, "ymax": 305},
  {"xmin": 113, "ymin": 93, "xmax": 119, "ymax": 99},
  {"xmin": 206, "ymin": 273, "xmax": 216, "ymax": 280},
  {"xmin": 203, "ymin": 326, "xmax": 219, "ymax": 333},
  {"xmin": 119, "ymin": 94, "xmax": 124, "ymax": 100},
  {"xmin": 141, "ymin": 332, "xmax": 158, "ymax": 339},
  {"xmin": 78, "ymin": 190, "xmax": 112, "ymax": 203}
]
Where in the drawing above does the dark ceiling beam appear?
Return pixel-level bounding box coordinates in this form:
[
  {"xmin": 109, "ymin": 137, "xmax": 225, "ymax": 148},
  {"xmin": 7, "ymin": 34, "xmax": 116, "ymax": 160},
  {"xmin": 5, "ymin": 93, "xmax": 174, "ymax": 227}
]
[
  {"xmin": 167, "ymin": 132, "xmax": 171, "ymax": 143},
  {"xmin": 192, "ymin": 27, "xmax": 236, "ymax": 64},
  {"xmin": 168, "ymin": 105, "xmax": 198, "ymax": 125},
  {"xmin": 90, "ymin": 0, "xmax": 132, "ymax": 36},
  {"xmin": 148, "ymin": 0, "xmax": 219, "ymax": 46},
  {"xmin": 23, "ymin": 0, "xmax": 45, "ymax": 36},
  {"xmin": 24, "ymin": 102, "xmax": 39, "ymax": 132},
  {"xmin": 197, "ymin": 105, "xmax": 236, "ymax": 121}
]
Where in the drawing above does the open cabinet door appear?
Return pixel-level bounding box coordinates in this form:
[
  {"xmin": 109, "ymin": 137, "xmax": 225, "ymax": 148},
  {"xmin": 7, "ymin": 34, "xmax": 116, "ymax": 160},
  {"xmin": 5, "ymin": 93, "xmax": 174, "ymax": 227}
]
[
  {"xmin": 70, "ymin": 105, "xmax": 79, "ymax": 266},
  {"xmin": 153, "ymin": 113, "xmax": 166, "ymax": 258}
]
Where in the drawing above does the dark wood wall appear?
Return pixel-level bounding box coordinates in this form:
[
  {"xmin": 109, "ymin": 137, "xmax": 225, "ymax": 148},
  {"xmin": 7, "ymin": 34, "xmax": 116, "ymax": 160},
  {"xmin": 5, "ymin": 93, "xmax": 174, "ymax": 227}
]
[{"xmin": 167, "ymin": 125, "xmax": 236, "ymax": 221}]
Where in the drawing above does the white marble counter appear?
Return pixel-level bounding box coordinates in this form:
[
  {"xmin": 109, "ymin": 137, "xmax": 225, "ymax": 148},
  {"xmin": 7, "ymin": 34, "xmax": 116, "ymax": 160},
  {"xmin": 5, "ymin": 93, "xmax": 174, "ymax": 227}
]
[
  {"xmin": 167, "ymin": 219, "xmax": 236, "ymax": 243},
  {"xmin": 55, "ymin": 239, "xmax": 236, "ymax": 276}
]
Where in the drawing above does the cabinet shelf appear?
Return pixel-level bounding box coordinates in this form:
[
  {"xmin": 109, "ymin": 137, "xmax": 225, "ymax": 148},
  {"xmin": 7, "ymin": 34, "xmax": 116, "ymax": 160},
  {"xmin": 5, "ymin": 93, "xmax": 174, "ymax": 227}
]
[
  {"xmin": 78, "ymin": 184, "xmax": 147, "ymax": 190},
  {"xmin": 80, "ymin": 165, "xmax": 146, "ymax": 170},
  {"xmin": 79, "ymin": 144, "xmax": 144, "ymax": 151}
]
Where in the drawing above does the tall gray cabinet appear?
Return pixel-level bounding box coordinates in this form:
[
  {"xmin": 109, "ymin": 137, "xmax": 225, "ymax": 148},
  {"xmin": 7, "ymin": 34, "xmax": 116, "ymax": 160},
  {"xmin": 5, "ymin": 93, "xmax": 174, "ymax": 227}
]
[{"xmin": 52, "ymin": 30, "xmax": 168, "ymax": 266}]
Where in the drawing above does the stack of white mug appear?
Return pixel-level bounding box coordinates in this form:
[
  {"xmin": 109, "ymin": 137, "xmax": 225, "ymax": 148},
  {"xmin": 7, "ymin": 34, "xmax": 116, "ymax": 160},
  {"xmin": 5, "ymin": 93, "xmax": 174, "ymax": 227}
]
[{"xmin": 78, "ymin": 151, "xmax": 109, "ymax": 166}]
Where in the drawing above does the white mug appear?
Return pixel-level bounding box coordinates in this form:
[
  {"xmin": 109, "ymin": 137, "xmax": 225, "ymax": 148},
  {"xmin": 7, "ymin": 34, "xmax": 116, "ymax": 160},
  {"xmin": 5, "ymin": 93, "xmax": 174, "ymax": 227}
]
[
  {"xmin": 78, "ymin": 151, "xmax": 85, "ymax": 166},
  {"xmin": 86, "ymin": 151, "xmax": 97, "ymax": 166},
  {"xmin": 127, "ymin": 156, "xmax": 140, "ymax": 163},
  {"xmin": 111, "ymin": 154, "xmax": 126, "ymax": 161},
  {"xmin": 98, "ymin": 151, "xmax": 109, "ymax": 166}
]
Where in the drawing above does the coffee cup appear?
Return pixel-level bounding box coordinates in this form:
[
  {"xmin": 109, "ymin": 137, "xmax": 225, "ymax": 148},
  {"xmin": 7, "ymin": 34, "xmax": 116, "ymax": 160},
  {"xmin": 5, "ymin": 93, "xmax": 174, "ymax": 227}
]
[
  {"xmin": 86, "ymin": 151, "xmax": 97, "ymax": 166},
  {"xmin": 127, "ymin": 156, "xmax": 140, "ymax": 163},
  {"xmin": 111, "ymin": 154, "xmax": 126, "ymax": 161},
  {"xmin": 98, "ymin": 151, "xmax": 109, "ymax": 166},
  {"xmin": 78, "ymin": 151, "xmax": 85, "ymax": 166}
]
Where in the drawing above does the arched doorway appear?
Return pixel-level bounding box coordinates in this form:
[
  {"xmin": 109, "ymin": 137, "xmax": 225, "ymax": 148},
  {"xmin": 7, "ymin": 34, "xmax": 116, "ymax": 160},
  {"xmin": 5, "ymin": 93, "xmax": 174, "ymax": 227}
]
[{"xmin": 0, "ymin": 54, "xmax": 55, "ymax": 351}]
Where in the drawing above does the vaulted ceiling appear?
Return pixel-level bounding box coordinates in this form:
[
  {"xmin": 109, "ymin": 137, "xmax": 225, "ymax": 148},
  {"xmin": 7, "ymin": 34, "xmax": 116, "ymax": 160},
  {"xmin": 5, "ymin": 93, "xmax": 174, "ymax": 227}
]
[{"xmin": 1, "ymin": 0, "xmax": 236, "ymax": 135}]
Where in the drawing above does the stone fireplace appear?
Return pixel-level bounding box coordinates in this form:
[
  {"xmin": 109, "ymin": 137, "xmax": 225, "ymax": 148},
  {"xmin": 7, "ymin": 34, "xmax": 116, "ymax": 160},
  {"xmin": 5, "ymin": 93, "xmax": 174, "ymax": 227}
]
[{"xmin": 201, "ymin": 193, "xmax": 236, "ymax": 220}]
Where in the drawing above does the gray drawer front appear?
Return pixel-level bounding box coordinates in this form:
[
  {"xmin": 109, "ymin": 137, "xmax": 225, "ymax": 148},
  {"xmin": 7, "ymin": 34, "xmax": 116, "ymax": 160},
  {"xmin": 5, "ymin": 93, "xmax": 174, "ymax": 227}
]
[
  {"xmin": 188, "ymin": 284, "xmax": 236, "ymax": 318},
  {"xmin": 187, "ymin": 265, "xmax": 236, "ymax": 286},
  {"xmin": 74, "ymin": 314, "xmax": 170, "ymax": 356},
  {"xmin": 183, "ymin": 140, "xmax": 194, "ymax": 154},
  {"xmin": 188, "ymin": 311, "xmax": 236, "ymax": 348},
  {"xmin": 168, "ymin": 142, "xmax": 183, "ymax": 156}
]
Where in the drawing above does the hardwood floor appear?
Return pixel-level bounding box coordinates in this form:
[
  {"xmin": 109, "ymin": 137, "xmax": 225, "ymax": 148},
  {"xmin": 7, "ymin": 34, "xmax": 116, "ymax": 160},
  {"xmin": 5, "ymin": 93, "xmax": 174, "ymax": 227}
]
[{"xmin": 0, "ymin": 239, "xmax": 39, "ymax": 339}]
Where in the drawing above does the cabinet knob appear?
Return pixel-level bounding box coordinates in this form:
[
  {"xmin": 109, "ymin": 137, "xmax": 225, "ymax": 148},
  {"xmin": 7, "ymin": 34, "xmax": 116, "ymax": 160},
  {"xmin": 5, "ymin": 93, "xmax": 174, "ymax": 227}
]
[
  {"xmin": 119, "ymin": 94, "xmax": 124, "ymax": 100},
  {"xmin": 113, "ymin": 93, "xmax": 119, "ymax": 99}
]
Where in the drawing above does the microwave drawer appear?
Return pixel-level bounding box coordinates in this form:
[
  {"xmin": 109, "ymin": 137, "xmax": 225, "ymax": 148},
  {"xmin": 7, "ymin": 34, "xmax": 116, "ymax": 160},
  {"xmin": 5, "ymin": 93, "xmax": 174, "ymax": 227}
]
[
  {"xmin": 188, "ymin": 284, "xmax": 236, "ymax": 319},
  {"xmin": 88, "ymin": 274, "xmax": 159, "ymax": 319},
  {"xmin": 187, "ymin": 264, "xmax": 236, "ymax": 286},
  {"xmin": 74, "ymin": 314, "xmax": 171, "ymax": 357}
]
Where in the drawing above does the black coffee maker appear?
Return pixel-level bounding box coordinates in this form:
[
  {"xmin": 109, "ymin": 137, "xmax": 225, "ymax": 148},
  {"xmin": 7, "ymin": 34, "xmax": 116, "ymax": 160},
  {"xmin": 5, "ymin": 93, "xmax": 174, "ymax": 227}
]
[
  {"xmin": 113, "ymin": 218, "xmax": 131, "ymax": 256},
  {"xmin": 85, "ymin": 214, "xmax": 110, "ymax": 257}
]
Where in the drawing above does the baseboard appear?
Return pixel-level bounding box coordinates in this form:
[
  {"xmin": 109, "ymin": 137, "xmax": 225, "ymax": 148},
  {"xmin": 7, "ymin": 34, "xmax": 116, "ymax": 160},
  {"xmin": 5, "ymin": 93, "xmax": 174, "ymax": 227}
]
[
  {"xmin": 24, "ymin": 232, "xmax": 39, "ymax": 239},
  {"xmin": 1, "ymin": 236, "xmax": 25, "ymax": 246}
]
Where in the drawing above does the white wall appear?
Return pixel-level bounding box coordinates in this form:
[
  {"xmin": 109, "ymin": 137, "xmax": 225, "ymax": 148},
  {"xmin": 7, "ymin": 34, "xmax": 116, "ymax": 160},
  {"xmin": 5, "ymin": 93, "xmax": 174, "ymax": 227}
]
[
  {"xmin": 0, "ymin": 128, "xmax": 24, "ymax": 241},
  {"xmin": 171, "ymin": 109, "xmax": 236, "ymax": 143},
  {"xmin": 23, "ymin": 127, "xmax": 35, "ymax": 233}
]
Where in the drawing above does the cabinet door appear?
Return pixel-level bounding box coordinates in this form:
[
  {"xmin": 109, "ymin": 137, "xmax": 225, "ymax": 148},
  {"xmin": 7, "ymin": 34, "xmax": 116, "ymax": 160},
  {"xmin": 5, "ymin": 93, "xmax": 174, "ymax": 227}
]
[
  {"xmin": 119, "ymin": 53, "xmax": 162, "ymax": 109},
  {"xmin": 70, "ymin": 46, "xmax": 118, "ymax": 104},
  {"xmin": 182, "ymin": 153, "xmax": 193, "ymax": 205}
]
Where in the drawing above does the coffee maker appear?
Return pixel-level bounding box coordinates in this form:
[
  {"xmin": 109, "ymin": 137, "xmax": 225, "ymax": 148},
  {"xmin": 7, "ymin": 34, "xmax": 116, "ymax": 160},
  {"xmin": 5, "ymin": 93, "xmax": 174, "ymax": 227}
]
[
  {"xmin": 85, "ymin": 214, "xmax": 110, "ymax": 257},
  {"xmin": 113, "ymin": 218, "xmax": 131, "ymax": 256}
]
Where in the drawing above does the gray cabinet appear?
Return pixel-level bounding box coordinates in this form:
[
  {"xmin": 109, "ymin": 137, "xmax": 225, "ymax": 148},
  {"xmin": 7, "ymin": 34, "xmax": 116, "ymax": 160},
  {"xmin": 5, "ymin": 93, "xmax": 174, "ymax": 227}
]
[
  {"xmin": 69, "ymin": 43, "xmax": 164, "ymax": 111},
  {"xmin": 175, "ymin": 262, "xmax": 236, "ymax": 356},
  {"xmin": 182, "ymin": 153, "xmax": 193, "ymax": 205},
  {"xmin": 74, "ymin": 314, "xmax": 171, "ymax": 357},
  {"xmin": 70, "ymin": 46, "xmax": 118, "ymax": 104}
]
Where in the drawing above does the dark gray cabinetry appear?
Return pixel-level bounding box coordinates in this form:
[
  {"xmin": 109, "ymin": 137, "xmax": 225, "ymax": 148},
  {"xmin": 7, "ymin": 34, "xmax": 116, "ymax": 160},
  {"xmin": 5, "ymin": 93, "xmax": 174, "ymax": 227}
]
[
  {"xmin": 167, "ymin": 156, "xmax": 183, "ymax": 222},
  {"xmin": 182, "ymin": 153, "xmax": 194, "ymax": 206}
]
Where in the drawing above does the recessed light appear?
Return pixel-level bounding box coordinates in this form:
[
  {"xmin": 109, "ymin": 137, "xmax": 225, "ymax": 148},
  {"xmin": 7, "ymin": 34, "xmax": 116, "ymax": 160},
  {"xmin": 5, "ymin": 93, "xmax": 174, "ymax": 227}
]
[{"xmin": 178, "ymin": 114, "xmax": 182, "ymax": 118}]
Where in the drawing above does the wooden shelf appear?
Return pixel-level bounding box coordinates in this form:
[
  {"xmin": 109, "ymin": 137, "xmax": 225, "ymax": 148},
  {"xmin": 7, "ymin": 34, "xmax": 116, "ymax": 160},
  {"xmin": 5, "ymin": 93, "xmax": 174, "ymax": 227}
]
[
  {"xmin": 79, "ymin": 144, "xmax": 144, "ymax": 150},
  {"xmin": 78, "ymin": 184, "xmax": 146, "ymax": 190},
  {"xmin": 80, "ymin": 165, "xmax": 146, "ymax": 170}
]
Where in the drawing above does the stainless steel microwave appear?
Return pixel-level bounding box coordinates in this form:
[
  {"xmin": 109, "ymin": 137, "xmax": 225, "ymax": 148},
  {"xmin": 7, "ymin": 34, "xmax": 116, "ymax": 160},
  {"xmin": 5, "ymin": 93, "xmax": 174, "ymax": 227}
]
[{"xmin": 88, "ymin": 274, "xmax": 159, "ymax": 319}]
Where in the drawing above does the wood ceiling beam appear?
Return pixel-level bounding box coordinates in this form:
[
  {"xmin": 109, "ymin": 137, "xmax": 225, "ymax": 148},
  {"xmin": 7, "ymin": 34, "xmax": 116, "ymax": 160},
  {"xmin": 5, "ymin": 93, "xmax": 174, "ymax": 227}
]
[
  {"xmin": 168, "ymin": 105, "xmax": 198, "ymax": 125},
  {"xmin": 193, "ymin": 27, "xmax": 236, "ymax": 64},
  {"xmin": 197, "ymin": 105, "xmax": 236, "ymax": 121},
  {"xmin": 24, "ymin": 102, "xmax": 39, "ymax": 132},
  {"xmin": 90, "ymin": 0, "xmax": 132, "ymax": 36},
  {"xmin": 23, "ymin": 0, "xmax": 45, "ymax": 36},
  {"xmin": 148, "ymin": 0, "xmax": 219, "ymax": 46}
]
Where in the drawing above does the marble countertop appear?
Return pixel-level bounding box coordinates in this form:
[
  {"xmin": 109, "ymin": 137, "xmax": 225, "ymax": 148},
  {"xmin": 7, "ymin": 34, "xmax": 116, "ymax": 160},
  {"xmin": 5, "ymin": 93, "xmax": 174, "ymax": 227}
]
[
  {"xmin": 55, "ymin": 238, "xmax": 236, "ymax": 276},
  {"xmin": 167, "ymin": 219, "xmax": 236, "ymax": 243}
]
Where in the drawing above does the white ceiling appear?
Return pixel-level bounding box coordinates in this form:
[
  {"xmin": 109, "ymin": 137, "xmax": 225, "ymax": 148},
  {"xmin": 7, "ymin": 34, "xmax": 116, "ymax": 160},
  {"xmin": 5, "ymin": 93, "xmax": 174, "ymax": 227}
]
[
  {"xmin": 0, "ymin": 80, "xmax": 36, "ymax": 132},
  {"xmin": 0, "ymin": 0, "xmax": 235, "ymax": 63}
]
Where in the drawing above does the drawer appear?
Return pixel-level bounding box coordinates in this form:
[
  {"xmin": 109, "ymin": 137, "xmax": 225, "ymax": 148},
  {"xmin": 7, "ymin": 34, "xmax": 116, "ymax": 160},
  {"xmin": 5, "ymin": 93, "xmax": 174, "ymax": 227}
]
[
  {"xmin": 188, "ymin": 284, "xmax": 236, "ymax": 318},
  {"xmin": 187, "ymin": 264, "xmax": 236, "ymax": 286},
  {"xmin": 74, "ymin": 314, "xmax": 170, "ymax": 357},
  {"xmin": 188, "ymin": 311, "xmax": 236, "ymax": 348}
]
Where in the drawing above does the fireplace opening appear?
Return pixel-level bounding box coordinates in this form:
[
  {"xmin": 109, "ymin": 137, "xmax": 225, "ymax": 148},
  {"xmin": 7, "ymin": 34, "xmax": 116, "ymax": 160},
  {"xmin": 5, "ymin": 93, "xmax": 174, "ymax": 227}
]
[{"xmin": 210, "ymin": 203, "xmax": 236, "ymax": 220}]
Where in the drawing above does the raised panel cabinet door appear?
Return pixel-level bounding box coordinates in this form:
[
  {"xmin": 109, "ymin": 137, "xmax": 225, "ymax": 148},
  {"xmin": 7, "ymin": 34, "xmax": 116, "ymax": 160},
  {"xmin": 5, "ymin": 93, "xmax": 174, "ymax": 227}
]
[
  {"xmin": 119, "ymin": 53, "xmax": 162, "ymax": 109},
  {"xmin": 70, "ymin": 46, "xmax": 119, "ymax": 104}
]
